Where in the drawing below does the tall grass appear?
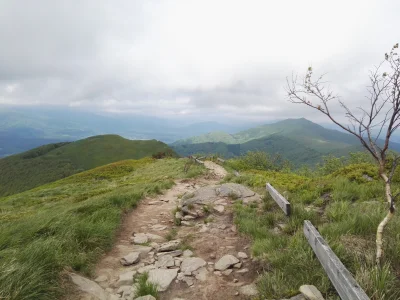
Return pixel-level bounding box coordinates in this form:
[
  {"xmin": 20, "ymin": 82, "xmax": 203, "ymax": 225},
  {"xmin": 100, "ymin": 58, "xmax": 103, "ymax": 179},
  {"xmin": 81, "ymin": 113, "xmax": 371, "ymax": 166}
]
[
  {"xmin": 228, "ymin": 157, "xmax": 400, "ymax": 299},
  {"xmin": 134, "ymin": 273, "xmax": 159, "ymax": 299},
  {"xmin": 0, "ymin": 158, "xmax": 204, "ymax": 300}
]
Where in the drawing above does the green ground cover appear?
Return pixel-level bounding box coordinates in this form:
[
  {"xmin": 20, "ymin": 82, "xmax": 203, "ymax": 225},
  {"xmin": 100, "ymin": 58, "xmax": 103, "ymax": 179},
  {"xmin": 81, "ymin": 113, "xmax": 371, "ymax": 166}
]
[
  {"xmin": 224, "ymin": 153, "xmax": 400, "ymax": 299},
  {"xmin": 0, "ymin": 158, "xmax": 203, "ymax": 300}
]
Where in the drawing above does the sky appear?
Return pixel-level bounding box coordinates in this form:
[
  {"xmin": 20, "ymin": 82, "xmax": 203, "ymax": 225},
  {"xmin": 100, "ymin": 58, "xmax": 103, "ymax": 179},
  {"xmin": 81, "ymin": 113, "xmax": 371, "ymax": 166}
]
[{"xmin": 0, "ymin": 0, "xmax": 399, "ymax": 123}]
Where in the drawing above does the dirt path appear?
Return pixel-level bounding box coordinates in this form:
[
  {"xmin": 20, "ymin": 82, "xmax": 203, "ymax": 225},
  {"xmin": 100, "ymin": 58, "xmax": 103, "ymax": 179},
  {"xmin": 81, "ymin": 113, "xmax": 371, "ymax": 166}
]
[{"xmin": 71, "ymin": 161, "xmax": 261, "ymax": 300}]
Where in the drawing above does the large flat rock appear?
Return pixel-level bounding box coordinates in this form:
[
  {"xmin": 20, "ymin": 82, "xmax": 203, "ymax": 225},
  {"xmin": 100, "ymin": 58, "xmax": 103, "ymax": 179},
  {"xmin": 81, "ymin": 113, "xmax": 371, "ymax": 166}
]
[
  {"xmin": 180, "ymin": 257, "xmax": 207, "ymax": 275},
  {"xmin": 117, "ymin": 271, "xmax": 137, "ymax": 286},
  {"xmin": 69, "ymin": 273, "xmax": 108, "ymax": 300},
  {"xmin": 299, "ymin": 285, "xmax": 325, "ymax": 300},
  {"xmin": 216, "ymin": 183, "xmax": 255, "ymax": 198},
  {"xmin": 156, "ymin": 254, "xmax": 175, "ymax": 268},
  {"xmin": 132, "ymin": 233, "xmax": 149, "ymax": 244},
  {"xmin": 181, "ymin": 186, "xmax": 219, "ymax": 206},
  {"xmin": 214, "ymin": 255, "xmax": 240, "ymax": 271},
  {"xmin": 239, "ymin": 283, "xmax": 259, "ymax": 296},
  {"xmin": 148, "ymin": 268, "xmax": 179, "ymax": 291},
  {"xmin": 120, "ymin": 252, "xmax": 140, "ymax": 266},
  {"xmin": 131, "ymin": 245, "xmax": 153, "ymax": 258},
  {"xmin": 181, "ymin": 183, "xmax": 257, "ymax": 208}
]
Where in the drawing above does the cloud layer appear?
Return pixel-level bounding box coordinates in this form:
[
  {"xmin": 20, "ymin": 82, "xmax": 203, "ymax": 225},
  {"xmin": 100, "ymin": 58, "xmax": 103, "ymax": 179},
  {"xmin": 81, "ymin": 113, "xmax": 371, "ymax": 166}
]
[{"xmin": 1, "ymin": 0, "xmax": 399, "ymax": 122}]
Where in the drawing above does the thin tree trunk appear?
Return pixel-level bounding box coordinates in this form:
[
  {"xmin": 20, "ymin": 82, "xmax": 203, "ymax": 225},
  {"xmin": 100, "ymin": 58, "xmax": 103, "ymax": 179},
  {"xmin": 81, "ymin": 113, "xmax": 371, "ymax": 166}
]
[
  {"xmin": 376, "ymin": 210, "xmax": 394, "ymax": 264},
  {"xmin": 376, "ymin": 173, "xmax": 395, "ymax": 264}
]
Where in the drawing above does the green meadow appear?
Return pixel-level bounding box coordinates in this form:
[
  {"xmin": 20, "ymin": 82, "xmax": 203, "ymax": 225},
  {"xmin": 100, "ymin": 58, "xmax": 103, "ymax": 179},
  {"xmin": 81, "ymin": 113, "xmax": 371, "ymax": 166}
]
[
  {"xmin": 0, "ymin": 158, "xmax": 203, "ymax": 300},
  {"xmin": 224, "ymin": 152, "xmax": 400, "ymax": 299}
]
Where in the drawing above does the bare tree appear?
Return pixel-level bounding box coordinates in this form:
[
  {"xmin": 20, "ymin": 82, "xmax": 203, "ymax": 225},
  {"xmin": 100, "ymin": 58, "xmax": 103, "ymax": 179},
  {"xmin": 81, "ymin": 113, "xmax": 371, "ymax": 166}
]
[{"xmin": 286, "ymin": 43, "xmax": 400, "ymax": 265}]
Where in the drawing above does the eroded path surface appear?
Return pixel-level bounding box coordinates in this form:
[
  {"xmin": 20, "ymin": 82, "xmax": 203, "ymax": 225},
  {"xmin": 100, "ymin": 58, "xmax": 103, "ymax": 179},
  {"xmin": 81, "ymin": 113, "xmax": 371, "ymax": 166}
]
[{"xmin": 71, "ymin": 161, "xmax": 262, "ymax": 300}]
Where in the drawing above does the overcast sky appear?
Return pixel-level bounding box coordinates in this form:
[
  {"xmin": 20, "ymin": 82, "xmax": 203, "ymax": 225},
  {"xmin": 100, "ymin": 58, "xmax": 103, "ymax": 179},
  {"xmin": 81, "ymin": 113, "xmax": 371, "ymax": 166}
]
[{"xmin": 0, "ymin": 0, "xmax": 399, "ymax": 123}]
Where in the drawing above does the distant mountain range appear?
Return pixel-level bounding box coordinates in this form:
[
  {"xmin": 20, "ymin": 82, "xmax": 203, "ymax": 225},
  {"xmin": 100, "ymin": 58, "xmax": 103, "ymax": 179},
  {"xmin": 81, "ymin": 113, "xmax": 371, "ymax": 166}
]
[
  {"xmin": 0, "ymin": 134, "xmax": 176, "ymax": 197},
  {"xmin": 0, "ymin": 107, "xmax": 253, "ymax": 157},
  {"xmin": 172, "ymin": 118, "xmax": 400, "ymax": 166},
  {"xmin": 3, "ymin": 105, "xmax": 400, "ymax": 169}
]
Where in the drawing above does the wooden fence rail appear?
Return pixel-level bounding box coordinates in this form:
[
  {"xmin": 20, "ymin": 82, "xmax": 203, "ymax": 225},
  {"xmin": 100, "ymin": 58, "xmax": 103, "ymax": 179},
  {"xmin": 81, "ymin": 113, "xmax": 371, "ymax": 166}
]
[
  {"xmin": 304, "ymin": 221, "xmax": 370, "ymax": 300},
  {"xmin": 266, "ymin": 183, "xmax": 291, "ymax": 216}
]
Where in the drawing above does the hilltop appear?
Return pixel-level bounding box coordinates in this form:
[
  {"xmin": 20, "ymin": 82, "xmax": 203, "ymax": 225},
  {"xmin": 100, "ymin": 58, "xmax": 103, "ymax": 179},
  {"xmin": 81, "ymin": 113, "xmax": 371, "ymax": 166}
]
[
  {"xmin": 172, "ymin": 118, "xmax": 400, "ymax": 165},
  {"xmin": 0, "ymin": 134, "xmax": 176, "ymax": 197}
]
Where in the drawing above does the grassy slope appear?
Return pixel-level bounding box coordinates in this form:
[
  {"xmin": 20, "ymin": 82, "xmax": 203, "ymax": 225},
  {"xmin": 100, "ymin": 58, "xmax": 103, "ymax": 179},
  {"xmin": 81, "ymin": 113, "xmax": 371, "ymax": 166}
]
[
  {"xmin": 224, "ymin": 161, "xmax": 400, "ymax": 299},
  {"xmin": 174, "ymin": 118, "xmax": 358, "ymax": 146},
  {"xmin": 0, "ymin": 157, "xmax": 204, "ymax": 300},
  {"xmin": 173, "ymin": 134, "xmax": 342, "ymax": 166},
  {"xmin": 0, "ymin": 134, "xmax": 176, "ymax": 197},
  {"xmin": 173, "ymin": 131, "xmax": 236, "ymax": 145},
  {"xmin": 172, "ymin": 118, "xmax": 367, "ymax": 165}
]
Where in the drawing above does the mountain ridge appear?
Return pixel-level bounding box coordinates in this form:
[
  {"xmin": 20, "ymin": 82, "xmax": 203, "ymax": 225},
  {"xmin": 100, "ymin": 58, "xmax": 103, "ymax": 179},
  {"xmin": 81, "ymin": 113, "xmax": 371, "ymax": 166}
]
[{"xmin": 172, "ymin": 118, "xmax": 400, "ymax": 165}]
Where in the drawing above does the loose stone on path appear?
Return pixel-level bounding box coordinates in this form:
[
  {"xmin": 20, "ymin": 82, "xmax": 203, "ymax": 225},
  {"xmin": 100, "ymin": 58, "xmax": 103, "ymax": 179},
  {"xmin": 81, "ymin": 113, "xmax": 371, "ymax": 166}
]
[
  {"xmin": 155, "ymin": 254, "xmax": 175, "ymax": 268},
  {"xmin": 117, "ymin": 271, "xmax": 136, "ymax": 286},
  {"xmin": 132, "ymin": 233, "xmax": 148, "ymax": 244},
  {"xmin": 120, "ymin": 252, "xmax": 140, "ymax": 266},
  {"xmin": 69, "ymin": 273, "xmax": 109, "ymax": 300},
  {"xmin": 299, "ymin": 285, "xmax": 325, "ymax": 300},
  {"xmin": 147, "ymin": 268, "xmax": 179, "ymax": 291},
  {"xmin": 180, "ymin": 257, "xmax": 207, "ymax": 275},
  {"xmin": 159, "ymin": 239, "xmax": 181, "ymax": 252},
  {"xmin": 239, "ymin": 283, "xmax": 259, "ymax": 296},
  {"xmin": 214, "ymin": 254, "xmax": 240, "ymax": 271}
]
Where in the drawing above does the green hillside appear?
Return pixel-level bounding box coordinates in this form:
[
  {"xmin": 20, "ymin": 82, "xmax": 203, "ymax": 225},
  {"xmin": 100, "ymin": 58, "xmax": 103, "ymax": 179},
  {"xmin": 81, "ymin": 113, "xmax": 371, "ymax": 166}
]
[
  {"xmin": 174, "ymin": 118, "xmax": 359, "ymax": 149},
  {"xmin": 173, "ymin": 135, "xmax": 322, "ymax": 164},
  {"xmin": 173, "ymin": 131, "xmax": 236, "ymax": 144},
  {"xmin": 173, "ymin": 134, "xmax": 362, "ymax": 166},
  {"xmin": 172, "ymin": 118, "xmax": 400, "ymax": 165},
  {"xmin": 0, "ymin": 158, "xmax": 204, "ymax": 300},
  {"xmin": 0, "ymin": 135, "xmax": 176, "ymax": 197}
]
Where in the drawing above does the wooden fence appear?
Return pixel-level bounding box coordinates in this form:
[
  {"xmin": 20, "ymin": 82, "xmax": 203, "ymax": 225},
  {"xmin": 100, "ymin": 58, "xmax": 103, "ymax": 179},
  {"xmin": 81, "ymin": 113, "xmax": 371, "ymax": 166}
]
[
  {"xmin": 266, "ymin": 183, "xmax": 291, "ymax": 216},
  {"xmin": 265, "ymin": 182, "xmax": 369, "ymax": 299},
  {"xmin": 304, "ymin": 221, "xmax": 370, "ymax": 300}
]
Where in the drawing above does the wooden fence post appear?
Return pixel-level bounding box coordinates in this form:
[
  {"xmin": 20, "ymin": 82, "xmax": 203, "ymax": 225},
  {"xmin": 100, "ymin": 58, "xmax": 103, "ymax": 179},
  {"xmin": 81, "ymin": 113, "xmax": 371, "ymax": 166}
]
[
  {"xmin": 266, "ymin": 183, "xmax": 291, "ymax": 216},
  {"xmin": 304, "ymin": 221, "xmax": 370, "ymax": 300}
]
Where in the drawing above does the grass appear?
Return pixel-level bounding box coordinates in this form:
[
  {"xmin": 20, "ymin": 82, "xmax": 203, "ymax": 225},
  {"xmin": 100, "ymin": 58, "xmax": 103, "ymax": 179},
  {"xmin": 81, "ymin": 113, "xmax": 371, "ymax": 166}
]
[
  {"xmin": 0, "ymin": 157, "xmax": 204, "ymax": 300},
  {"xmin": 202, "ymin": 204, "xmax": 212, "ymax": 214},
  {"xmin": 0, "ymin": 134, "xmax": 177, "ymax": 197},
  {"xmin": 165, "ymin": 228, "xmax": 178, "ymax": 241},
  {"xmin": 179, "ymin": 234, "xmax": 195, "ymax": 251},
  {"xmin": 227, "ymin": 161, "xmax": 400, "ymax": 299},
  {"xmin": 172, "ymin": 206, "xmax": 182, "ymax": 225},
  {"xmin": 134, "ymin": 272, "xmax": 159, "ymax": 299}
]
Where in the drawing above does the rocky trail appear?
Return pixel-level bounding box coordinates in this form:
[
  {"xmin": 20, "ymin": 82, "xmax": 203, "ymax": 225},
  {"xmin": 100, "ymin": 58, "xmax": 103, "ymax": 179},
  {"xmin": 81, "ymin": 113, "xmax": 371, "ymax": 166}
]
[{"xmin": 69, "ymin": 160, "xmax": 264, "ymax": 300}]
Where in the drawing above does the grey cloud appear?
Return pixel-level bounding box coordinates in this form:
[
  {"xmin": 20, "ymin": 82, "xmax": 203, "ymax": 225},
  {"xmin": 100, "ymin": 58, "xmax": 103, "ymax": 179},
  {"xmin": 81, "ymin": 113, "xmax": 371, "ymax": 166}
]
[{"xmin": 0, "ymin": 0, "xmax": 399, "ymax": 124}]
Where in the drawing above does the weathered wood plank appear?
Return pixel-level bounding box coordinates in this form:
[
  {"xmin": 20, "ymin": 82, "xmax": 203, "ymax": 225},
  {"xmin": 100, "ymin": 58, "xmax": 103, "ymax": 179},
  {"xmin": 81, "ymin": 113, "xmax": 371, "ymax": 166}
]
[
  {"xmin": 195, "ymin": 159, "xmax": 204, "ymax": 165},
  {"xmin": 266, "ymin": 183, "xmax": 291, "ymax": 216},
  {"xmin": 304, "ymin": 221, "xmax": 370, "ymax": 300}
]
